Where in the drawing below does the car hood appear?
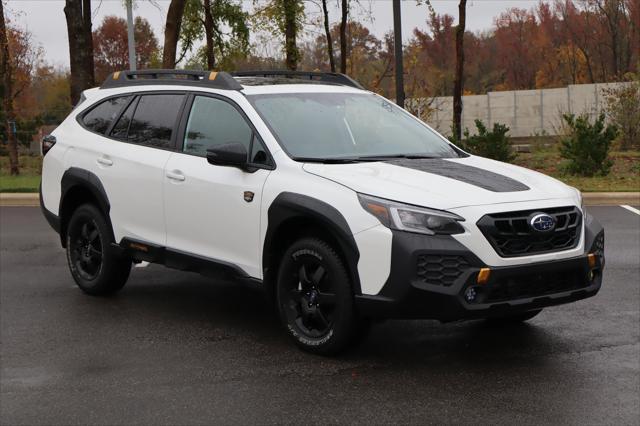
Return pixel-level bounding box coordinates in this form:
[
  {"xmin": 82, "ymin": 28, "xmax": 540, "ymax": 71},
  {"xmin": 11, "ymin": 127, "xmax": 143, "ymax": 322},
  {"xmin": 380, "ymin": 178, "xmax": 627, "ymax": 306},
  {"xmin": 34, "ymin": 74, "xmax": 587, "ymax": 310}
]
[{"xmin": 302, "ymin": 155, "xmax": 578, "ymax": 210}]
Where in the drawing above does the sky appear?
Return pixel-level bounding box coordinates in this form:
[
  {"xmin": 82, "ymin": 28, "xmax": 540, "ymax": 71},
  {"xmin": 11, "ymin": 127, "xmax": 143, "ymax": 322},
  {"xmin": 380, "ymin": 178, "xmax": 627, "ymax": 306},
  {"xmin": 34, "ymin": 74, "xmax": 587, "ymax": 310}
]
[{"xmin": 5, "ymin": 0, "xmax": 539, "ymax": 68}]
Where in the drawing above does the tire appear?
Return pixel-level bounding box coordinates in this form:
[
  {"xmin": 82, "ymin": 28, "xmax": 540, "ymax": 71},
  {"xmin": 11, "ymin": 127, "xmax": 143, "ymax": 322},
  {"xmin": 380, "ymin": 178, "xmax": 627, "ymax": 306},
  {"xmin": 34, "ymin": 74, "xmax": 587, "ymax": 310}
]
[
  {"xmin": 65, "ymin": 203, "xmax": 131, "ymax": 296},
  {"xmin": 275, "ymin": 237, "xmax": 361, "ymax": 355},
  {"xmin": 486, "ymin": 309, "xmax": 542, "ymax": 324}
]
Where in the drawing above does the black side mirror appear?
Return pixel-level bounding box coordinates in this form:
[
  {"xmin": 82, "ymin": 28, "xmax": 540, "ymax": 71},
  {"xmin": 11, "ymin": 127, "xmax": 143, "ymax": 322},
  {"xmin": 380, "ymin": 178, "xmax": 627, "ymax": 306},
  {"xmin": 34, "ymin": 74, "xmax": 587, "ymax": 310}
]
[{"xmin": 206, "ymin": 143, "xmax": 248, "ymax": 169}]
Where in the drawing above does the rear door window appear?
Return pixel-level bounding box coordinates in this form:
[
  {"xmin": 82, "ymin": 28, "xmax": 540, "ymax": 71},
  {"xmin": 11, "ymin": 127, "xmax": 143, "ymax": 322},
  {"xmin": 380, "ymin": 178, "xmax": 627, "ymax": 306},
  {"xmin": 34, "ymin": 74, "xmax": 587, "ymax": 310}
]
[
  {"xmin": 82, "ymin": 96, "xmax": 131, "ymax": 134},
  {"xmin": 127, "ymin": 94, "xmax": 185, "ymax": 149}
]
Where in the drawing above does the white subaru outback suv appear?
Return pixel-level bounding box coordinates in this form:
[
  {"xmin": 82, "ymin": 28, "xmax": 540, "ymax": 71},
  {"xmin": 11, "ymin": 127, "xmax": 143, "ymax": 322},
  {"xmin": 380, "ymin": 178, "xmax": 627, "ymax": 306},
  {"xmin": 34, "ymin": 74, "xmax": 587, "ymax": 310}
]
[{"xmin": 40, "ymin": 70, "xmax": 605, "ymax": 354}]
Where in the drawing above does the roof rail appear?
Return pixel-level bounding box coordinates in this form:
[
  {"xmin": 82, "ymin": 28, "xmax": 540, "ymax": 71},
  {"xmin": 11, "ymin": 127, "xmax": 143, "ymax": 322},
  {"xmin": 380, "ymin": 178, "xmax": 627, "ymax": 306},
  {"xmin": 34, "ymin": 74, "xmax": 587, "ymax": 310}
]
[
  {"xmin": 100, "ymin": 69, "xmax": 243, "ymax": 91},
  {"xmin": 230, "ymin": 70, "xmax": 364, "ymax": 89}
]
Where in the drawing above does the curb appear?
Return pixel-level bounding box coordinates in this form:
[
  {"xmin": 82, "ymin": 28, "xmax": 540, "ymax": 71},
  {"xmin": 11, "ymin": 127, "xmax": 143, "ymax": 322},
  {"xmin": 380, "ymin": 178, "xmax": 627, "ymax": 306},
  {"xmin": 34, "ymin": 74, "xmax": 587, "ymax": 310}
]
[
  {"xmin": 0, "ymin": 193, "xmax": 40, "ymax": 207},
  {"xmin": 582, "ymin": 192, "xmax": 640, "ymax": 206},
  {"xmin": 1, "ymin": 192, "xmax": 638, "ymax": 207}
]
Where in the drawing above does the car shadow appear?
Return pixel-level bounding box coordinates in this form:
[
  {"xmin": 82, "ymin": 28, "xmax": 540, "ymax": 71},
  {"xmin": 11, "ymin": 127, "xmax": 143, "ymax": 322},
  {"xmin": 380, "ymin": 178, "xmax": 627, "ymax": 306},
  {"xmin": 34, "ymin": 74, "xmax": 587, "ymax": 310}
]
[{"xmin": 73, "ymin": 265, "xmax": 569, "ymax": 370}]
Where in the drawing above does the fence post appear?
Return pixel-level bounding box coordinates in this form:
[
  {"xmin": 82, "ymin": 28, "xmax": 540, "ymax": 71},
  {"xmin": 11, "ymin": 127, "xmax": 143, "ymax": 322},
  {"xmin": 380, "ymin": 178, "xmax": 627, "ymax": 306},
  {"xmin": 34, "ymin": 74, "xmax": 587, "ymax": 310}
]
[
  {"xmin": 487, "ymin": 93, "xmax": 491, "ymax": 127},
  {"xmin": 539, "ymin": 89, "xmax": 544, "ymax": 133},
  {"xmin": 567, "ymin": 85, "xmax": 572, "ymax": 115},
  {"xmin": 513, "ymin": 91, "xmax": 517, "ymax": 134}
]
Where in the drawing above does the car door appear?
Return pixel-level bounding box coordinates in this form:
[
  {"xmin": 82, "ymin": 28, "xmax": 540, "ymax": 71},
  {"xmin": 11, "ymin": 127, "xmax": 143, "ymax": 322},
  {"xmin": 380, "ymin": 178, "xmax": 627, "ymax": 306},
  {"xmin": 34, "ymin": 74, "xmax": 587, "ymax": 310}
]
[
  {"xmin": 163, "ymin": 94, "xmax": 274, "ymax": 278},
  {"xmin": 93, "ymin": 92, "xmax": 186, "ymax": 245}
]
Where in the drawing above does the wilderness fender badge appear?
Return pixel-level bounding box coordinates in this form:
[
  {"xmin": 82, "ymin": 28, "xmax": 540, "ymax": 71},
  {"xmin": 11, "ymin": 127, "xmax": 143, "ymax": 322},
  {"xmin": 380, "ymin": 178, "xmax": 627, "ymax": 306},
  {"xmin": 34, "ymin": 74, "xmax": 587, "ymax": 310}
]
[{"xmin": 244, "ymin": 191, "xmax": 255, "ymax": 202}]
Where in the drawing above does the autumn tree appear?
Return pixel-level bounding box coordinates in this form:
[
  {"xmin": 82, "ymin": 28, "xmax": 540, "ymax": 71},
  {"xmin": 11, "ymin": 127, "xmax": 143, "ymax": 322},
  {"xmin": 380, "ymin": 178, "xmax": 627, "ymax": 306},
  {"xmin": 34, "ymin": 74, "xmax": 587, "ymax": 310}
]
[
  {"xmin": 179, "ymin": 0, "xmax": 249, "ymax": 70},
  {"xmin": 163, "ymin": 0, "xmax": 187, "ymax": 68},
  {"xmin": 1, "ymin": 7, "xmax": 42, "ymax": 175},
  {"xmin": 253, "ymin": 0, "xmax": 304, "ymax": 70},
  {"xmin": 0, "ymin": 0, "xmax": 18, "ymax": 175},
  {"xmin": 93, "ymin": 16, "xmax": 160, "ymax": 82},
  {"xmin": 64, "ymin": 0, "xmax": 94, "ymax": 105}
]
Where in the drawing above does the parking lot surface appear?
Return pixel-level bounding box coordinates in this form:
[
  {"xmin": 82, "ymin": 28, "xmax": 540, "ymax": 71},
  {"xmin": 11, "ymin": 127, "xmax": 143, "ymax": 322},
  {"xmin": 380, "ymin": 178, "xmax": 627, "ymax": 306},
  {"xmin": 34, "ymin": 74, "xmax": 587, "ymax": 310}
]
[{"xmin": 1, "ymin": 206, "xmax": 639, "ymax": 425}]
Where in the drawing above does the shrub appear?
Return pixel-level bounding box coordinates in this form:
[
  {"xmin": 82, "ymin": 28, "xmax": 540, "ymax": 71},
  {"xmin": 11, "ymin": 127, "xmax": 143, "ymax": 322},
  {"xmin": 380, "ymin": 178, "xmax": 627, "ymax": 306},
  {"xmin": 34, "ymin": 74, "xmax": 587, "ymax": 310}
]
[
  {"xmin": 603, "ymin": 81, "xmax": 640, "ymax": 150},
  {"xmin": 559, "ymin": 113, "xmax": 617, "ymax": 177},
  {"xmin": 459, "ymin": 119, "xmax": 515, "ymax": 162}
]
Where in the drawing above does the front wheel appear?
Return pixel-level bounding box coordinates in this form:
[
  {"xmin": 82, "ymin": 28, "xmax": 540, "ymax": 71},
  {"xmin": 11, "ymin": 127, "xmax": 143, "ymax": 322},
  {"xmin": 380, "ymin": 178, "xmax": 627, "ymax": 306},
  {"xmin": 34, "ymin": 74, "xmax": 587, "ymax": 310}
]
[
  {"xmin": 66, "ymin": 203, "xmax": 131, "ymax": 296},
  {"xmin": 276, "ymin": 238, "xmax": 361, "ymax": 355}
]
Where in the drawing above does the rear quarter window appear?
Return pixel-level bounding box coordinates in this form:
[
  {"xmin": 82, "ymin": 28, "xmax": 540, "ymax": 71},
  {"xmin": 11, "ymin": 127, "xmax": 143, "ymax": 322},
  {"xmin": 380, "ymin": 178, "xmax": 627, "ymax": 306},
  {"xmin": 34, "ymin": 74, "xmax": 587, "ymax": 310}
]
[{"xmin": 82, "ymin": 96, "xmax": 131, "ymax": 134}]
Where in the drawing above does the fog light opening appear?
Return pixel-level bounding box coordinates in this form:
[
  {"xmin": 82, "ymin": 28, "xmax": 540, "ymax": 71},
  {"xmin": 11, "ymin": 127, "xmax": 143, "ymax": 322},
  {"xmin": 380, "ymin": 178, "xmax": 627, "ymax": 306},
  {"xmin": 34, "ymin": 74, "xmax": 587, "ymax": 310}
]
[{"xmin": 465, "ymin": 287, "xmax": 478, "ymax": 303}]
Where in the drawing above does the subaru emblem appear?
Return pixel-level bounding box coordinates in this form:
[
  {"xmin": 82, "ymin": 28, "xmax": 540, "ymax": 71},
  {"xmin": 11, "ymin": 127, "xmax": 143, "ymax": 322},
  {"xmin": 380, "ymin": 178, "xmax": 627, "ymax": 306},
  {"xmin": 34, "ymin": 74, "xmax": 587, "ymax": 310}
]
[{"xmin": 530, "ymin": 213, "xmax": 556, "ymax": 232}]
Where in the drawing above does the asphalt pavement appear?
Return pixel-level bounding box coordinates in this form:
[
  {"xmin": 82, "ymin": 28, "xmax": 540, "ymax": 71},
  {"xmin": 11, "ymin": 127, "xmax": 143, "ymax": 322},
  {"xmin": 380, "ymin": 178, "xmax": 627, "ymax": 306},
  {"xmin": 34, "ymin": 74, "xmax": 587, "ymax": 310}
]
[{"xmin": 1, "ymin": 206, "xmax": 639, "ymax": 425}]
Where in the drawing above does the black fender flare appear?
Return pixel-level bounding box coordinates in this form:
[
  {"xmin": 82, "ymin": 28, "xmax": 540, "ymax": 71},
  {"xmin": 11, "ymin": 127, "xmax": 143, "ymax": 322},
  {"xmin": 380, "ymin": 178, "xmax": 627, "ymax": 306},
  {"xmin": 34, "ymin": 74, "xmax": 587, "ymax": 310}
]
[
  {"xmin": 263, "ymin": 192, "xmax": 361, "ymax": 294},
  {"xmin": 59, "ymin": 167, "xmax": 112, "ymax": 246}
]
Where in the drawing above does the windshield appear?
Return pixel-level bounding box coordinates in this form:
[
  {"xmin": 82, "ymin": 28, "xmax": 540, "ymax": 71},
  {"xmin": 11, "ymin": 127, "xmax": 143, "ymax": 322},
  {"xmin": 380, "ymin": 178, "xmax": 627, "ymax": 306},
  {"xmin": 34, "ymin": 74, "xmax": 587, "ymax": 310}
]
[{"xmin": 248, "ymin": 92, "xmax": 459, "ymax": 161}]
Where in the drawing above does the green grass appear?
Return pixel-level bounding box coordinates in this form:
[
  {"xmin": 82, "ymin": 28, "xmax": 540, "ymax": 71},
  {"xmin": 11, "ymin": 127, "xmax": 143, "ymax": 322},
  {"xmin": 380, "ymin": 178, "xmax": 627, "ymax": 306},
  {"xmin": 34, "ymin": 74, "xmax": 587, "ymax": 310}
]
[
  {"xmin": 514, "ymin": 149, "xmax": 640, "ymax": 192},
  {"xmin": 1, "ymin": 155, "xmax": 42, "ymax": 193},
  {"xmin": 0, "ymin": 175, "xmax": 41, "ymax": 193}
]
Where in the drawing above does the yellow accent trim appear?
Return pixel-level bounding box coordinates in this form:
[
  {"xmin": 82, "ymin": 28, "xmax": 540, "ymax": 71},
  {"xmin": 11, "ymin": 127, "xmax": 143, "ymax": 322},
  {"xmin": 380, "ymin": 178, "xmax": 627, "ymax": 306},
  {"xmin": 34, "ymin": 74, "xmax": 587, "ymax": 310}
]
[
  {"xmin": 112, "ymin": 71, "xmax": 121, "ymax": 80},
  {"xmin": 209, "ymin": 72, "xmax": 218, "ymax": 80},
  {"xmin": 477, "ymin": 268, "xmax": 491, "ymax": 285},
  {"xmin": 129, "ymin": 242, "xmax": 148, "ymax": 252}
]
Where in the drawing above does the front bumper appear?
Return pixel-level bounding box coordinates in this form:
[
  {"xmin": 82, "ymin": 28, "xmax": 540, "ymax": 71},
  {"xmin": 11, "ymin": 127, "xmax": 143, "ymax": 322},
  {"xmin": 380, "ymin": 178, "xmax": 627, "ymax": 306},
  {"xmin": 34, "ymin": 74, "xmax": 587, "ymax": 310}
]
[{"xmin": 355, "ymin": 214, "xmax": 605, "ymax": 321}]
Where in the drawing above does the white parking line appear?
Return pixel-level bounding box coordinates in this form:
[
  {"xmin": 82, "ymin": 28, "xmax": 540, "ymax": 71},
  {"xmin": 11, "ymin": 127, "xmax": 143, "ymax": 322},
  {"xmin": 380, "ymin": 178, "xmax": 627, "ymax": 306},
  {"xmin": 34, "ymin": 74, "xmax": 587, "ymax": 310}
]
[
  {"xmin": 135, "ymin": 261, "xmax": 150, "ymax": 268},
  {"xmin": 620, "ymin": 205, "xmax": 640, "ymax": 216}
]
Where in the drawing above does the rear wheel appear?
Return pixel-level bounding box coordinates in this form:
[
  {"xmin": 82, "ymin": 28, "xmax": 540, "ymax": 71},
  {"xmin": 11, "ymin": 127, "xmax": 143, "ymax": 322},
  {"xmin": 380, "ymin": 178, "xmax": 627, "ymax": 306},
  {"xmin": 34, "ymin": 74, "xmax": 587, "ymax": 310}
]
[
  {"xmin": 276, "ymin": 238, "xmax": 361, "ymax": 355},
  {"xmin": 486, "ymin": 309, "xmax": 542, "ymax": 324},
  {"xmin": 66, "ymin": 204, "xmax": 131, "ymax": 295}
]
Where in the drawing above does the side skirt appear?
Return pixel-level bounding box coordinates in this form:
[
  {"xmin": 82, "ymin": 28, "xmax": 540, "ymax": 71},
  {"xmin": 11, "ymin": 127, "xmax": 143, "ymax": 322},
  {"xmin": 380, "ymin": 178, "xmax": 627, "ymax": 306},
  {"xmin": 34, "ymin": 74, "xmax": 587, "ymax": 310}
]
[{"xmin": 116, "ymin": 238, "xmax": 262, "ymax": 287}]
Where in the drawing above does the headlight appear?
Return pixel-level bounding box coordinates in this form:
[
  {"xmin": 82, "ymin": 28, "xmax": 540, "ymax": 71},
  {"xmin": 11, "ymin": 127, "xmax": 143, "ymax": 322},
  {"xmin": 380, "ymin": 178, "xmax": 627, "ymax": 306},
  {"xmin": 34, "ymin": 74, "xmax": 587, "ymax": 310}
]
[{"xmin": 358, "ymin": 194, "xmax": 465, "ymax": 235}]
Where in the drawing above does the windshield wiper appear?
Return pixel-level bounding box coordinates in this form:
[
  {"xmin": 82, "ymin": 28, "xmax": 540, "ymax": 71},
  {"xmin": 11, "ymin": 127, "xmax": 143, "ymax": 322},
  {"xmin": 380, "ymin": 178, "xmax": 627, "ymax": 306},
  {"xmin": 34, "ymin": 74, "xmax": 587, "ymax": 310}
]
[
  {"xmin": 356, "ymin": 154, "xmax": 441, "ymax": 161},
  {"xmin": 294, "ymin": 156, "xmax": 363, "ymax": 164}
]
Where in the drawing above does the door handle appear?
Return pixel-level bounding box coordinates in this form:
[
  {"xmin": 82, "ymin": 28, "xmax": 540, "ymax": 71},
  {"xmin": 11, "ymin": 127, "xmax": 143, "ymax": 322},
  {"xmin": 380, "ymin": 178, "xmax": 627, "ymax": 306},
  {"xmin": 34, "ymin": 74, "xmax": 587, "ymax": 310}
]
[
  {"xmin": 166, "ymin": 170, "xmax": 185, "ymax": 182},
  {"xmin": 96, "ymin": 157, "xmax": 113, "ymax": 166}
]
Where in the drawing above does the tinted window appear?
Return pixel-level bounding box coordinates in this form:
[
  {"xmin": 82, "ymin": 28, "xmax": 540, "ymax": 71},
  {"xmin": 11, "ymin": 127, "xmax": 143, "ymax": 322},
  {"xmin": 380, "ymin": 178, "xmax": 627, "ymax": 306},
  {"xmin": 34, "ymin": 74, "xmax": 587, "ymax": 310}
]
[
  {"xmin": 110, "ymin": 97, "xmax": 137, "ymax": 140},
  {"xmin": 127, "ymin": 94, "xmax": 184, "ymax": 149},
  {"xmin": 184, "ymin": 96, "xmax": 253, "ymax": 157},
  {"xmin": 83, "ymin": 96, "xmax": 130, "ymax": 134}
]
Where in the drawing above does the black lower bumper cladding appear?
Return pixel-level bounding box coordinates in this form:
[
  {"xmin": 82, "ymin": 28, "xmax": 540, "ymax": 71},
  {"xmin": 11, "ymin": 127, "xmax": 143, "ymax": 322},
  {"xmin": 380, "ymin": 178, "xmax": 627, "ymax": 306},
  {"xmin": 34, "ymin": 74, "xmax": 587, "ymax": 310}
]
[{"xmin": 355, "ymin": 214, "xmax": 605, "ymax": 321}]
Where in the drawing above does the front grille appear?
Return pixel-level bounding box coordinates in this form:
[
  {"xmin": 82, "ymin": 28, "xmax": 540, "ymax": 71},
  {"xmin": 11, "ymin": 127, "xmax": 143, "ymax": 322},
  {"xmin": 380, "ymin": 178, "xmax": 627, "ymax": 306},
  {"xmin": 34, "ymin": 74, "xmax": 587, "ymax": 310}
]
[
  {"xmin": 484, "ymin": 269, "xmax": 586, "ymax": 303},
  {"xmin": 477, "ymin": 206, "xmax": 582, "ymax": 257},
  {"xmin": 416, "ymin": 255, "xmax": 470, "ymax": 286}
]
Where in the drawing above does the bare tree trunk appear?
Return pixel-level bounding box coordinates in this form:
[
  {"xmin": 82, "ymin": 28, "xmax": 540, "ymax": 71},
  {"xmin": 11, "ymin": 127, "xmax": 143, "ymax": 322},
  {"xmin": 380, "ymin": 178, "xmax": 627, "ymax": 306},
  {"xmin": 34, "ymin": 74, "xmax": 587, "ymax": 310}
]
[
  {"xmin": 453, "ymin": 0, "xmax": 466, "ymax": 142},
  {"xmin": 283, "ymin": 0, "xmax": 298, "ymax": 70},
  {"xmin": 64, "ymin": 0, "xmax": 94, "ymax": 105},
  {"xmin": 0, "ymin": 0, "xmax": 19, "ymax": 175},
  {"xmin": 339, "ymin": 0, "xmax": 348, "ymax": 73},
  {"xmin": 203, "ymin": 0, "xmax": 215, "ymax": 69},
  {"xmin": 82, "ymin": 0, "xmax": 94, "ymax": 83},
  {"xmin": 322, "ymin": 0, "xmax": 335, "ymax": 72},
  {"xmin": 163, "ymin": 0, "xmax": 187, "ymax": 68},
  {"xmin": 64, "ymin": 0, "xmax": 94, "ymax": 106}
]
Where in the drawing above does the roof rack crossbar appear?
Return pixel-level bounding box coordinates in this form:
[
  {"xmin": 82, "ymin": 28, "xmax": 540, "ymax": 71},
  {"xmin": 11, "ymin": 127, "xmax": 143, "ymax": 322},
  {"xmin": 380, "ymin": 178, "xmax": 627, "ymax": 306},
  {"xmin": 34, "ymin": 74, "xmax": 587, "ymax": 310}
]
[
  {"xmin": 100, "ymin": 69, "xmax": 243, "ymax": 91},
  {"xmin": 230, "ymin": 70, "xmax": 364, "ymax": 89}
]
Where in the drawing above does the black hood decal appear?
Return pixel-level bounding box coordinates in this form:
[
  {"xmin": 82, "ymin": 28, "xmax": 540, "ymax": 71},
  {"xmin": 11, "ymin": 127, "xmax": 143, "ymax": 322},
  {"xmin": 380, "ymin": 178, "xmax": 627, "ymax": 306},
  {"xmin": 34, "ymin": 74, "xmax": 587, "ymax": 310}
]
[{"xmin": 386, "ymin": 158, "xmax": 530, "ymax": 192}]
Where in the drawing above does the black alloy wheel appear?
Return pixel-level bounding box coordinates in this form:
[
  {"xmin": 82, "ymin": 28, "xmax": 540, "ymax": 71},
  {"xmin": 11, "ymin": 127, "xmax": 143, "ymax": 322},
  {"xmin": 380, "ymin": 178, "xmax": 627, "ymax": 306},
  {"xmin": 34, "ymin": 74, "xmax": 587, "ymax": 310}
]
[
  {"xmin": 66, "ymin": 204, "xmax": 131, "ymax": 295},
  {"xmin": 276, "ymin": 238, "xmax": 361, "ymax": 355},
  {"xmin": 69, "ymin": 219, "xmax": 103, "ymax": 281}
]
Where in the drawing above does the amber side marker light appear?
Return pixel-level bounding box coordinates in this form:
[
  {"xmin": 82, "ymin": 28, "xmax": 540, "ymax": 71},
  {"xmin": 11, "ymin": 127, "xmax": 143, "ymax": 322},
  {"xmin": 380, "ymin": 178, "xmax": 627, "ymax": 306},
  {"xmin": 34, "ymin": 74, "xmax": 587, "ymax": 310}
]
[
  {"xmin": 477, "ymin": 267, "xmax": 491, "ymax": 285},
  {"xmin": 587, "ymin": 253, "xmax": 597, "ymax": 269}
]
